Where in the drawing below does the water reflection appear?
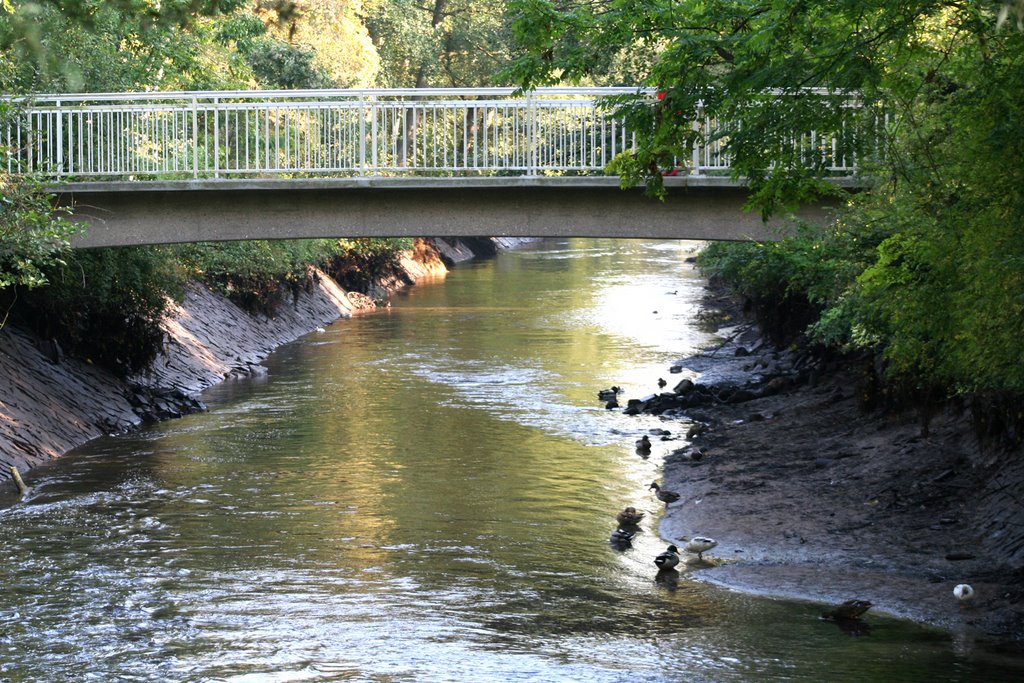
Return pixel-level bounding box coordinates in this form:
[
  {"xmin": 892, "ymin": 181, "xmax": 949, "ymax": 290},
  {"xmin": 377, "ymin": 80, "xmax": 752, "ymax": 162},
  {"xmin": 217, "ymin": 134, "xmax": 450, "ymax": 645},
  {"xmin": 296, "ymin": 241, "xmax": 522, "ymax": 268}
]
[{"xmin": 2, "ymin": 239, "xmax": 1022, "ymax": 682}]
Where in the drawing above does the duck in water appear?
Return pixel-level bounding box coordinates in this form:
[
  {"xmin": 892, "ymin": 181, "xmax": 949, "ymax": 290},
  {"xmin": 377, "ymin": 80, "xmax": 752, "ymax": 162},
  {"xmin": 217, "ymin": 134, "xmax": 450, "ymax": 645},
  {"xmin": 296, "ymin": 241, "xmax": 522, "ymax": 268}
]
[
  {"xmin": 616, "ymin": 507, "xmax": 645, "ymax": 527},
  {"xmin": 822, "ymin": 599, "xmax": 873, "ymax": 622},
  {"xmin": 609, "ymin": 527, "xmax": 638, "ymax": 547},
  {"xmin": 654, "ymin": 545, "xmax": 680, "ymax": 570}
]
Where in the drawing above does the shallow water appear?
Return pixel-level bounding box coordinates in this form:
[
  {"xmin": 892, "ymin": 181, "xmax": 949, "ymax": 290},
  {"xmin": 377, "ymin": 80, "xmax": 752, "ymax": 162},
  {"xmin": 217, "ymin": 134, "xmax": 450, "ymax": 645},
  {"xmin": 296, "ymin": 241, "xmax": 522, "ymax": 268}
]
[{"xmin": 2, "ymin": 239, "xmax": 1022, "ymax": 682}]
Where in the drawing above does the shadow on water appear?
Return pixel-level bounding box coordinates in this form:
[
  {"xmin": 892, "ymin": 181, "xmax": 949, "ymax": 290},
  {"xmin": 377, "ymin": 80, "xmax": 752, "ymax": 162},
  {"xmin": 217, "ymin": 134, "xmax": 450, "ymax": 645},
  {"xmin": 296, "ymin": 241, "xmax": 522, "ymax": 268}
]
[{"xmin": 2, "ymin": 239, "xmax": 1023, "ymax": 681}]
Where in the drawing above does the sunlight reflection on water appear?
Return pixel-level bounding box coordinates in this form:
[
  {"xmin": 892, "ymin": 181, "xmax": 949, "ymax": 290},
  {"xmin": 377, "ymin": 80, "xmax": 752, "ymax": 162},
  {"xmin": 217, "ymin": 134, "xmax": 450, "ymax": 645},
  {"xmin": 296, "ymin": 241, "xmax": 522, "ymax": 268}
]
[{"xmin": 2, "ymin": 239, "xmax": 1021, "ymax": 682}]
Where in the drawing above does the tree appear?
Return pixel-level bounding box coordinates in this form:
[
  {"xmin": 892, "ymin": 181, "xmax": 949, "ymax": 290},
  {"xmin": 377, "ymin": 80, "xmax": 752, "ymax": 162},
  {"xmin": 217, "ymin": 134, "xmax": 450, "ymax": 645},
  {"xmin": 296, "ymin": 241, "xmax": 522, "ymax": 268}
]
[
  {"xmin": 0, "ymin": 0, "xmax": 252, "ymax": 91},
  {"xmin": 510, "ymin": 1, "xmax": 1024, "ymax": 424},
  {"xmin": 269, "ymin": 0, "xmax": 379, "ymax": 87},
  {"xmin": 364, "ymin": 0, "xmax": 512, "ymax": 87}
]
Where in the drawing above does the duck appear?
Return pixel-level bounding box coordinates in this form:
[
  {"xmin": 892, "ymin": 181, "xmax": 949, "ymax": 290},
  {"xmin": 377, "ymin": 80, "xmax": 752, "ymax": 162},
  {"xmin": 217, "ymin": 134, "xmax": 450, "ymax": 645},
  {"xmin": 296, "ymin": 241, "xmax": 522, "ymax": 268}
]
[
  {"xmin": 686, "ymin": 422, "xmax": 708, "ymax": 439},
  {"xmin": 616, "ymin": 506, "xmax": 645, "ymax": 527},
  {"xmin": 654, "ymin": 545, "xmax": 680, "ymax": 570},
  {"xmin": 609, "ymin": 527, "xmax": 637, "ymax": 546},
  {"xmin": 953, "ymin": 584, "xmax": 975, "ymax": 607},
  {"xmin": 683, "ymin": 536, "xmax": 718, "ymax": 560},
  {"xmin": 657, "ymin": 378, "xmax": 667, "ymax": 389},
  {"xmin": 822, "ymin": 599, "xmax": 873, "ymax": 621},
  {"xmin": 635, "ymin": 435, "xmax": 652, "ymax": 452},
  {"xmin": 649, "ymin": 481, "xmax": 681, "ymax": 505},
  {"xmin": 597, "ymin": 386, "xmax": 622, "ymax": 401}
]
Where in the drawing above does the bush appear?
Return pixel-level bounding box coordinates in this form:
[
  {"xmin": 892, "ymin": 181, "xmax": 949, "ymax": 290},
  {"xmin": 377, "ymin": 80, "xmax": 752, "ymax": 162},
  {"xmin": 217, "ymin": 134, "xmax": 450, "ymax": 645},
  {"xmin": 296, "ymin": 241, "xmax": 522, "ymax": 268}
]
[
  {"xmin": 0, "ymin": 172, "xmax": 78, "ymax": 292},
  {"xmin": 176, "ymin": 240, "xmax": 327, "ymax": 316},
  {"xmin": 8, "ymin": 246, "xmax": 183, "ymax": 376},
  {"xmin": 176, "ymin": 238, "xmax": 413, "ymax": 315},
  {"xmin": 696, "ymin": 217, "xmax": 886, "ymax": 348},
  {"xmin": 322, "ymin": 238, "xmax": 412, "ymax": 293}
]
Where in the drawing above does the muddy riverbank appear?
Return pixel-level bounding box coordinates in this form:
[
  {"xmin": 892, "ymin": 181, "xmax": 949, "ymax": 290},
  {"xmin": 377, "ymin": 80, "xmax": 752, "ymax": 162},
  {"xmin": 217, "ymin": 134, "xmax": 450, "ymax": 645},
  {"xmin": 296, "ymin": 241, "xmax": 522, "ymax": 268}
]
[
  {"xmin": 644, "ymin": 287, "xmax": 1024, "ymax": 647},
  {"xmin": 0, "ymin": 237, "xmax": 535, "ymax": 485}
]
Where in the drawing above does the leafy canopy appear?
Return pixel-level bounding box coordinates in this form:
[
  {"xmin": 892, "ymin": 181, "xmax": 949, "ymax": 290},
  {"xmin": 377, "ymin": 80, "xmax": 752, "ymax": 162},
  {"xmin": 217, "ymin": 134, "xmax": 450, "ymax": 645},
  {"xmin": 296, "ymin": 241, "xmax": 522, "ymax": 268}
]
[{"xmin": 511, "ymin": 1, "xmax": 1024, "ymax": 408}]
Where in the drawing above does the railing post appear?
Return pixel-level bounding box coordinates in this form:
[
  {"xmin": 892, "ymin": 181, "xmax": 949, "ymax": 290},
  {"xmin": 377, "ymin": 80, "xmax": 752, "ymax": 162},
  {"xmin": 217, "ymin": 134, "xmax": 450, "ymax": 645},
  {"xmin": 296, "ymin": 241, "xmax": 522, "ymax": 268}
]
[
  {"xmin": 213, "ymin": 96, "xmax": 220, "ymax": 179},
  {"xmin": 359, "ymin": 93, "xmax": 366, "ymax": 176},
  {"xmin": 55, "ymin": 100, "xmax": 63, "ymax": 178},
  {"xmin": 370, "ymin": 96, "xmax": 378, "ymax": 174},
  {"xmin": 527, "ymin": 91, "xmax": 537, "ymax": 177},
  {"xmin": 691, "ymin": 101, "xmax": 704, "ymax": 175},
  {"xmin": 191, "ymin": 97, "xmax": 199, "ymax": 179}
]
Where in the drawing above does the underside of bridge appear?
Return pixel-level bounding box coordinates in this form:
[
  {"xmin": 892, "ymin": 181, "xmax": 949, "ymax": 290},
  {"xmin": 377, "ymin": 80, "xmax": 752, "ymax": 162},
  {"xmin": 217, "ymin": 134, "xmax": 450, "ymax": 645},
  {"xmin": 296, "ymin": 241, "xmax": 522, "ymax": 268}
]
[{"xmin": 53, "ymin": 177, "xmax": 842, "ymax": 248}]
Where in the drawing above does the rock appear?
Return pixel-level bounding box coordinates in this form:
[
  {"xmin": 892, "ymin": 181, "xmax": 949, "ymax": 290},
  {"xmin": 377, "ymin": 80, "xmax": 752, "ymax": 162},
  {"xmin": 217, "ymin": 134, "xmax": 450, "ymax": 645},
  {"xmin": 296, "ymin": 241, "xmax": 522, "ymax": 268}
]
[
  {"xmin": 762, "ymin": 376, "xmax": 790, "ymax": 395},
  {"xmin": 945, "ymin": 552, "xmax": 977, "ymax": 561},
  {"xmin": 726, "ymin": 388, "xmax": 759, "ymax": 403},
  {"xmin": 735, "ymin": 346, "xmax": 750, "ymax": 357},
  {"xmin": 669, "ymin": 365, "xmax": 683, "ymax": 374},
  {"xmin": 673, "ymin": 378, "xmax": 694, "ymax": 394}
]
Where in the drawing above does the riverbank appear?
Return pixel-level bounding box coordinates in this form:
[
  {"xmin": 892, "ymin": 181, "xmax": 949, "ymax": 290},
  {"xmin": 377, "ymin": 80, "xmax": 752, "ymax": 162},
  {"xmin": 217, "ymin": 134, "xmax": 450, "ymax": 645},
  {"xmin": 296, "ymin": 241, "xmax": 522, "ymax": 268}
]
[
  {"xmin": 647, "ymin": 284, "xmax": 1024, "ymax": 648},
  {"xmin": 0, "ymin": 237, "xmax": 535, "ymax": 487}
]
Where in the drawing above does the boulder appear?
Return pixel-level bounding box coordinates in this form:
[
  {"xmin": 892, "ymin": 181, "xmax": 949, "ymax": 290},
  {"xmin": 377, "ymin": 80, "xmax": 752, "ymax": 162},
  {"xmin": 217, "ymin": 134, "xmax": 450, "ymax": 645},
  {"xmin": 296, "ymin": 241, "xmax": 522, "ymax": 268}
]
[{"xmin": 673, "ymin": 378, "xmax": 694, "ymax": 395}]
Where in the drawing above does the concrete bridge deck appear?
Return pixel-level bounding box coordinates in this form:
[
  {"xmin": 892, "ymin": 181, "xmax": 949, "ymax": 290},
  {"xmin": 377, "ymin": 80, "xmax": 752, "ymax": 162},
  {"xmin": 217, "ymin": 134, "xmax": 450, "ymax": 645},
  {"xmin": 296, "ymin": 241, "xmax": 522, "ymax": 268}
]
[{"xmin": 54, "ymin": 176, "xmax": 843, "ymax": 248}]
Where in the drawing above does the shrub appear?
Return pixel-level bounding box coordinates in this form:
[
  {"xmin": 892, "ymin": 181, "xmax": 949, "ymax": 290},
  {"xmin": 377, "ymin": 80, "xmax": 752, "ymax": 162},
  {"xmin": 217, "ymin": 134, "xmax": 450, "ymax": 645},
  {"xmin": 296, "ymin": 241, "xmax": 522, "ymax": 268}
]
[{"xmin": 9, "ymin": 246, "xmax": 183, "ymax": 376}]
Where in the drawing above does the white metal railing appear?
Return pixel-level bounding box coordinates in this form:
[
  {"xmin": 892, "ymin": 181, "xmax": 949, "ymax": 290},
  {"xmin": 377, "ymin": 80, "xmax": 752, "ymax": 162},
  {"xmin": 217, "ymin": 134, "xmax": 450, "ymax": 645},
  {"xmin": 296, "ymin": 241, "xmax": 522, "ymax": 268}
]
[{"xmin": 1, "ymin": 87, "xmax": 864, "ymax": 180}]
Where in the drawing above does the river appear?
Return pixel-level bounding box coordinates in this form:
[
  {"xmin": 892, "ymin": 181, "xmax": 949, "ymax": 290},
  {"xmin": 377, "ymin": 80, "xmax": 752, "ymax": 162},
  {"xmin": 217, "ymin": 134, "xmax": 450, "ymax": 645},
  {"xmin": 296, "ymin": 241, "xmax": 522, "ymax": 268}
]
[{"xmin": 2, "ymin": 239, "xmax": 1021, "ymax": 682}]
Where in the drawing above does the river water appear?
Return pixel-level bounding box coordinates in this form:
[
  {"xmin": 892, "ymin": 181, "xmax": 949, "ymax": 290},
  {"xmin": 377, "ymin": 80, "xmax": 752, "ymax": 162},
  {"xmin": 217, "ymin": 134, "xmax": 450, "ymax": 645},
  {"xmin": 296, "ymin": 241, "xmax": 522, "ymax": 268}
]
[{"xmin": 2, "ymin": 239, "xmax": 1022, "ymax": 682}]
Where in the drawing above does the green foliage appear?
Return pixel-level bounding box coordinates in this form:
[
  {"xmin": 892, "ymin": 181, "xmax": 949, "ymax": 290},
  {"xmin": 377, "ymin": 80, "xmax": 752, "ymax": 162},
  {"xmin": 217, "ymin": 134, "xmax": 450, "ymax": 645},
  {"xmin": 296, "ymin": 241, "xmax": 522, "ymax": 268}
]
[
  {"xmin": 515, "ymin": 1, "xmax": 1024, "ymax": 425},
  {"xmin": 177, "ymin": 239, "xmax": 328, "ymax": 315},
  {"xmin": 364, "ymin": 0, "xmax": 513, "ymax": 86},
  {"xmin": 322, "ymin": 238, "xmax": 412, "ymax": 292},
  {"xmin": 176, "ymin": 238, "xmax": 411, "ymax": 316},
  {"xmin": 507, "ymin": 0, "xmax": 913, "ymax": 210},
  {"xmin": 0, "ymin": 0, "xmax": 251, "ymax": 91},
  {"xmin": 697, "ymin": 218, "xmax": 886, "ymax": 347},
  {"xmin": 6, "ymin": 246, "xmax": 183, "ymax": 376},
  {"xmin": 0, "ymin": 171, "xmax": 78, "ymax": 293},
  {"xmin": 0, "ymin": 3, "xmax": 434, "ymax": 381},
  {"xmin": 215, "ymin": 10, "xmax": 268, "ymax": 52},
  {"xmin": 244, "ymin": 37, "xmax": 334, "ymax": 89}
]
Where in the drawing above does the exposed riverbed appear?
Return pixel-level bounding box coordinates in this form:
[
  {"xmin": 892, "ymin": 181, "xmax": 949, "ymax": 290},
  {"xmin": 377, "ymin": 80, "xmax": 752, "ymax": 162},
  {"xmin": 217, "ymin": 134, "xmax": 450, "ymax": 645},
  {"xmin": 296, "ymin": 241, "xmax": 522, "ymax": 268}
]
[{"xmin": 2, "ymin": 239, "xmax": 1022, "ymax": 681}]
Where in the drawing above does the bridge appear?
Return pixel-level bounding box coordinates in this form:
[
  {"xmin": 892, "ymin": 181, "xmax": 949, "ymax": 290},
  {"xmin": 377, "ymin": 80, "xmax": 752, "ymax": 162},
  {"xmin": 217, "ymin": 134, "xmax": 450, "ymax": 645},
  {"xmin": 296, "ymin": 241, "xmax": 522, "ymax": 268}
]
[{"xmin": 4, "ymin": 88, "xmax": 863, "ymax": 246}]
